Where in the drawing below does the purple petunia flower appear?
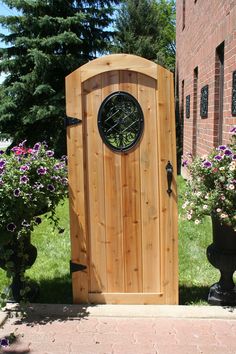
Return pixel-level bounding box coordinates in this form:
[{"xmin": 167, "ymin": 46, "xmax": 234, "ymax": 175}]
[
  {"xmin": 0, "ymin": 150, "xmax": 4, "ymax": 155},
  {"xmin": 202, "ymin": 161, "xmax": 212, "ymax": 168},
  {"xmin": 14, "ymin": 188, "xmax": 21, "ymax": 197},
  {"xmin": 61, "ymin": 155, "xmax": 68, "ymax": 163},
  {"xmin": 7, "ymin": 223, "xmax": 16, "ymax": 232},
  {"xmin": 53, "ymin": 163, "xmax": 60, "ymax": 170},
  {"xmin": 224, "ymin": 149, "xmax": 232, "ymax": 156},
  {"xmin": 20, "ymin": 165, "xmax": 30, "ymax": 172},
  {"xmin": 182, "ymin": 159, "xmax": 188, "ymax": 167},
  {"xmin": 0, "ymin": 338, "xmax": 9, "ymax": 347},
  {"xmin": 37, "ymin": 166, "xmax": 47, "ymax": 175},
  {"xmin": 34, "ymin": 217, "xmax": 42, "ymax": 225},
  {"xmin": 218, "ymin": 145, "xmax": 227, "ymax": 151},
  {"xmin": 46, "ymin": 150, "xmax": 54, "ymax": 157},
  {"xmin": 47, "ymin": 184, "xmax": 55, "ymax": 192},
  {"xmin": 33, "ymin": 142, "xmax": 41, "ymax": 151},
  {"xmin": 232, "ymin": 154, "xmax": 236, "ymax": 160},
  {"xmin": 61, "ymin": 177, "xmax": 68, "ymax": 186},
  {"xmin": 0, "ymin": 159, "xmax": 6, "ymax": 168},
  {"xmin": 20, "ymin": 175, "xmax": 29, "ymax": 184},
  {"xmin": 214, "ymin": 155, "xmax": 222, "ymax": 161}
]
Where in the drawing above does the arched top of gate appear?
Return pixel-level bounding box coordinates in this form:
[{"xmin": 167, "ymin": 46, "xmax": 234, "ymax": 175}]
[{"xmin": 70, "ymin": 54, "xmax": 158, "ymax": 82}]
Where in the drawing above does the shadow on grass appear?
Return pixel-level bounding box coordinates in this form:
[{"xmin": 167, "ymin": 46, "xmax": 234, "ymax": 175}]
[
  {"xmin": 179, "ymin": 284, "xmax": 210, "ymax": 305},
  {"xmin": 35, "ymin": 274, "xmax": 73, "ymax": 304}
]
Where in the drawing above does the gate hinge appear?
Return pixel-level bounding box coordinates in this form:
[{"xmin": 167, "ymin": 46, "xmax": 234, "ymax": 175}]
[
  {"xmin": 70, "ymin": 260, "xmax": 87, "ymax": 274},
  {"xmin": 65, "ymin": 117, "xmax": 82, "ymax": 127}
]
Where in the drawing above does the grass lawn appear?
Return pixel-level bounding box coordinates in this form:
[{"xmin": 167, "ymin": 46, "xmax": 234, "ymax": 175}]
[{"xmin": 0, "ymin": 177, "xmax": 223, "ymax": 305}]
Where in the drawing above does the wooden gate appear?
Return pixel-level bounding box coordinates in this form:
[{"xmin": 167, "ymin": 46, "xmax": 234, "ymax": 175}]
[{"xmin": 65, "ymin": 54, "xmax": 178, "ymax": 304}]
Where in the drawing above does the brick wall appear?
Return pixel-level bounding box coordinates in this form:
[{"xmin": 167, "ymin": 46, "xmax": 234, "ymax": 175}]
[{"xmin": 176, "ymin": 0, "xmax": 236, "ymax": 160}]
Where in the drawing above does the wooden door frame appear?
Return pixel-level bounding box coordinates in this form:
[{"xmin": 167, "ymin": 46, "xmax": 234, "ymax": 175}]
[{"xmin": 65, "ymin": 54, "xmax": 178, "ymax": 304}]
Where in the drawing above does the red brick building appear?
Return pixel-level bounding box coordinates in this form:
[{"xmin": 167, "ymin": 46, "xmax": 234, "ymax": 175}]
[{"xmin": 176, "ymin": 0, "xmax": 236, "ymax": 159}]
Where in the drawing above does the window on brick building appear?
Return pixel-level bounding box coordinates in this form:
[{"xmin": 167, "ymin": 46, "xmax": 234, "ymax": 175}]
[
  {"xmin": 232, "ymin": 71, "xmax": 236, "ymax": 116},
  {"xmin": 182, "ymin": 0, "xmax": 186, "ymax": 30},
  {"xmin": 214, "ymin": 42, "xmax": 225, "ymax": 146},
  {"xmin": 186, "ymin": 95, "xmax": 190, "ymax": 119},
  {"xmin": 181, "ymin": 80, "xmax": 185, "ymax": 121},
  {"xmin": 192, "ymin": 67, "xmax": 198, "ymax": 156}
]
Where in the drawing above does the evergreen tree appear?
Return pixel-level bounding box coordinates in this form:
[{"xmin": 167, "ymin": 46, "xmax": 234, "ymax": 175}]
[
  {"xmin": 0, "ymin": 0, "xmax": 119, "ymax": 155},
  {"xmin": 113, "ymin": 0, "xmax": 176, "ymax": 71}
]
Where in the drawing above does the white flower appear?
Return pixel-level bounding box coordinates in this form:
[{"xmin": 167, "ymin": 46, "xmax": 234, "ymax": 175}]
[
  {"xmin": 195, "ymin": 219, "xmax": 200, "ymax": 225},
  {"xmin": 216, "ymin": 208, "xmax": 222, "ymax": 213},
  {"xmin": 228, "ymin": 184, "xmax": 235, "ymax": 190},
  {"xmin": 203, "ymin": 205, "xmax": 208, "ymax": 210},
  {"xmin": 220, "ymin": 213, "xmax": 228, "ymax": 219},
  {"xmin": 219, "ymin": 167, "xmax": 225, "ymax": 171},
  {"xmin": 205, "ymin": 194, "xmax": 209, "ymax": 199},
  {"xmin": 229, "ymin": 165, "xmax": 235, "ymax": 171},
  {"xmin": 187, "ymin": 214, "xmax": 192, "ymax": 220},
  {"xmin": 182, "ymin": 201, "xmax": 189, "ymax": 209}
]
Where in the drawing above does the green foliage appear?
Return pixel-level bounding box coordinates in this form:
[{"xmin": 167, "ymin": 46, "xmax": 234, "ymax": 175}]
[
  {"xmin": 0, "ymin": 0, "xmax": 119, "ymax": 155},
  {"xmin": 183, "ymin": 130, "xmax": 236, "ymax": 230},
  {"xmin": 113, "ymin": 0, "xmax": 176, "ymax": 71}
]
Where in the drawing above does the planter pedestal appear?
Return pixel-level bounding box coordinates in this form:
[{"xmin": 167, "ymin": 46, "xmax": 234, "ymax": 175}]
[
  {"xmin": 0, "ymin": 234, "xmax": 38, "ymax": 302},
  {"xmin": 207, "ymin": 218, "xmax": 236, "ymax": 306}
]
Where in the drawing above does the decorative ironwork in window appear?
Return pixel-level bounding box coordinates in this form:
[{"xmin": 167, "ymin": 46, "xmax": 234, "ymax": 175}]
[
  {"xmin": 186, "ymin": 95, "xmax": 190, "ymax": 118},
  {"xmin": 232, "ymin": 71, "xmax": 236, "ymax": 116},
  {"xmin": 98, "ymin": 91, "xmax": 144, "ymax": 152},
  {"xmin": 200, "ymin": 85, "xmax": 209, "ymax": 118}
]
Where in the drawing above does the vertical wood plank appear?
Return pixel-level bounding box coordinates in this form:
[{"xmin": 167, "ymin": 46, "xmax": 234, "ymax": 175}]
[
  {"xmin": 66, "ymin": 70, "xmax": 89, "ymax": 303},
  {"xmin": 83, "ymin": 75, "xmax": 107, "ymax": 293},
  {"xmin": 103, "ymin": 71, "xmax": 125, "ymax": 292},
  {"xmin": 138, "ymin": 73, "xmax": 161, "ymax": 293},
  {"xmin": 157, "ymin": 66, "xmax": 178, "ymax": 304},
  {"xmin": 119, "ymin": 71, "xmax": 143, "ymax": 293}
]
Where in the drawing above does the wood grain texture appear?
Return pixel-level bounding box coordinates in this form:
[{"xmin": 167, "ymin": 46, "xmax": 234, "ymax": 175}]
[
  {"xmin": 88, "ymin": 292, "xmax": 165, "ymax": 304},
  {"xmin": 79, "ymin": 54, "xmax": 157, "ymax": 83},
  {"xmin": 119, "ymin": 71, "xmax": 143, "ymax": 293},
  {"xmin": 82, "ymin": 74, "xmax": 107, "ymax": 293},
  {"xmin": 138, "ymin": 73, "xmax": 161, "ymax": 293},
  {"xmin": 66, "ymin": 71, "xmax": 89, "ymax": 303},
  {"xmin": 102, "ymin": 71, "xmax": 125, "ymax": 293},
  {"xmin": 65, "ymin": 70, "xmax": 82, "ymax": 120},
  {"xmin": 157, "ymin": 66, "xmax": 178, "ymax": 304}
]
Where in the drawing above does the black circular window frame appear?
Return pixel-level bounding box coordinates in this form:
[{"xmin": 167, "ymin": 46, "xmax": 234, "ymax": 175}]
[{"xmin": 97, "ymin": 91, "xmax": 144, "ymax": 153}]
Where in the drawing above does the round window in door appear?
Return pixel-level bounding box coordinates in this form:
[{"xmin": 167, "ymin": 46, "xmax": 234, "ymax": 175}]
[{"xmin": 98, "ymin": 91, "xmax": 144, "ymax": 152}]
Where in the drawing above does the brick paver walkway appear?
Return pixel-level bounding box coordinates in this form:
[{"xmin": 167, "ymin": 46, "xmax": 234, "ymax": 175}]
[{"xmin": 1, "ymin": 314, "xmax": 236, "ymax": 354}]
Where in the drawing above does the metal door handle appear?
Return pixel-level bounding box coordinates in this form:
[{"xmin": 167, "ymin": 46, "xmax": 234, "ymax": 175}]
[{"xmin": 166, "ymin": 161, "xmax": 173, "ymax": 196}]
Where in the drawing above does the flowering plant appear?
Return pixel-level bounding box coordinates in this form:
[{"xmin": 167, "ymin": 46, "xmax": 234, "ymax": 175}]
[
  {"xmin": 0, "ymin": 141, "xmax": 68, "ymax": 304},
  {"xmin": 183, "ymin": 128, "xmax": 236, "ymax": 231},
  {"xmin": 0, "ymin": 141, "xmax": 68, "ymax": 245}
]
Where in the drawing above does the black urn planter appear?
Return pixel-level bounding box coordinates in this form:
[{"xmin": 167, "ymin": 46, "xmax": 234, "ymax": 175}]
[
  {"xmin": 0, "ymin": 234, "xmax": 38, "ymax": 302},
  {"xmin": 207, "ymin": 217, "xmax": 236, "ymax": 306}
]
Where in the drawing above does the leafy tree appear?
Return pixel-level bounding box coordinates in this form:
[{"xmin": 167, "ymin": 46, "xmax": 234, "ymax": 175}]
[
  {"xmin": 113, "ymin": 0, "xmax": 176, "ymax": 71},
  {"xmin": 0, "ymin": 0, "xmax": 119, "ymax": 155}
]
